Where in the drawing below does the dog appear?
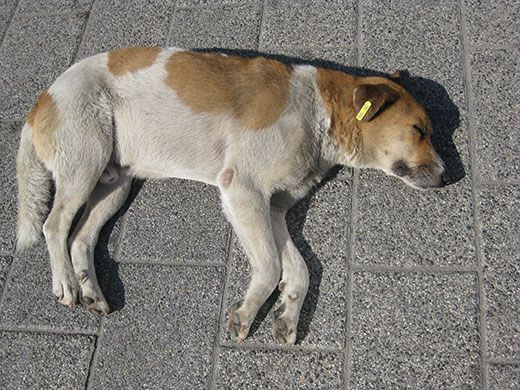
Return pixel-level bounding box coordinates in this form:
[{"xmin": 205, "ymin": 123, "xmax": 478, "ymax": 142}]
[{"xmin": 16, "ymin": 47, "xmax": 446, "ymax": 345}]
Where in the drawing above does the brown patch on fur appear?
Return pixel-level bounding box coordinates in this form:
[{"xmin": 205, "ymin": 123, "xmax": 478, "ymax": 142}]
[
  {"xmin": 107, "ymin": 47, "xmax": 161, "ymax": 76},
  {"xmin": 165, "ymin": 51, "xmax": 293, "ymax": 130},
  {"xmin": 27, "ymin": 90, "xmax": 59, "ymax": 161},
  {"xmin": 316, "ymin": 68, "xmax": 360, "ymax": 154}
]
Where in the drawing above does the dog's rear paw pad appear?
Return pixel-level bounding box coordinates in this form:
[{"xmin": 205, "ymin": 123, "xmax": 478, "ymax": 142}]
[
  {"xmin": 227, "ymin": 301, "xmax": 250, "ymax": 341},
  {"xmin": 272, "ymin": 309, "xmax": 296, "ymax": 345}
]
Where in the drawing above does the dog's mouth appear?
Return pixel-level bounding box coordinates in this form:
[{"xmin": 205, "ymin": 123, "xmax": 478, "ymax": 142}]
[
  {"xmin": 390, "ymin": 160, "xmax": 448, "ymax": 190},
  {"xmin": 400, "ymin": 171, "xmax": 448, "ymax": 190}
]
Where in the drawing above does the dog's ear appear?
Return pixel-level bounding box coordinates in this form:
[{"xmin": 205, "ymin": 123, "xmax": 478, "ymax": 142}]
[
  {"xmin": 389, "ymin": 70, "xmax": 401, "ymax": 79},
  {"xmin": 353, "ymin": 84, "xmax": 399, "ymax": 122}
]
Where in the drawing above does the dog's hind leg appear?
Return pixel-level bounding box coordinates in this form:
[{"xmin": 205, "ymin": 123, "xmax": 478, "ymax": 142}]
[
  {"xmin": 44, "ymin": 161, "xmax": 109, "ymax": 307},
  {"xmin": 42, "ymin": 103, "xmax": 113, "ymax": 307},
  {"xmin": 270, "ymin": 205, "xmax": 309, "ymax": 345},
  {"xmin": 68, "ymin": 165, "xmax": 131, "ymax": 315},
  {"xmin": 220, "ymin": 176, "xmax": 281, "ymax": 341}
]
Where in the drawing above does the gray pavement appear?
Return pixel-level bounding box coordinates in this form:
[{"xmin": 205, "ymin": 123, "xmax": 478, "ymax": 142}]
[{"xmin": 0, "ymin": 0, "xmax": 519, "ymax": 389}]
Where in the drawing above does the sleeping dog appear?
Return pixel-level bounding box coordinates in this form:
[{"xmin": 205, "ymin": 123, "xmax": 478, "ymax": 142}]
[{"xmin": 16, "ymin": 47, "xmax": 446, "ymax": 344}]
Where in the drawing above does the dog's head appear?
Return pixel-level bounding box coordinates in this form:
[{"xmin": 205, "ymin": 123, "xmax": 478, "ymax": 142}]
[{"xmin": 353, "ymin": 75, "xmax": 447, "ymax": 190}]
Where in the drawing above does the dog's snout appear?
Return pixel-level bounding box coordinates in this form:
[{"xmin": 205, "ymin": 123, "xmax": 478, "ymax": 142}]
[{"xmin": 440, "ymin": 170, "xmax": 450, "ymax": 186}]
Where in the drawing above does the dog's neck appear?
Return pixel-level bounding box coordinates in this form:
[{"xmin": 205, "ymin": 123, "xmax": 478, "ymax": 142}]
[{"xmin": 315, "ymin": 68, "xmax": 365, "ymax": 168}]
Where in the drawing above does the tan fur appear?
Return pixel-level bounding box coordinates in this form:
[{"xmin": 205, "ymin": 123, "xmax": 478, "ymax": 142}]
[
  {"xmin": 316, "ymin": 68, "xmax": 360, "ymax": 155},
  {"xmin": 107, "ymin": 47, "xmax": 161, "ymax": 76},
  {"xmin": 165, "ymin": 51, "xmax": 293, "ymax": 130},
  {"xmin": 17, "ymin": 47, "xmax": 446, "ymax": 342},
  {"xmin": 27, "ymin": 90, "xmax": 58, "ymax": 161},
  {"xmin": 358, "ymin": 77, "xmax": 434, "ymax": 165}
]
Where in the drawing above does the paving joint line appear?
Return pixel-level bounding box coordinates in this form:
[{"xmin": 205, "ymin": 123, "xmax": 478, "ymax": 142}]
[
  {"xmin": 175, "ymin": 1, "xmax": 251, "ymax": 11},
  {"xmin": 219, "ymin": 341, "xmax": 342, "ymax": 354},
  {"xmin": 85, "ymin": 319, "xmax": 103, "ymax": 389},
  {"xmin": 351, "ymin": 264, "xmax": 479, "ymax": 274},
  {"xmin": 208, "ymin": 230, "xmax": 235, "ymax": 389},
  {"xmin": 117, "ymin": 258, "xmax": 227, "ymax": 268},
  {"xmin": 0, "ymin": 0, "xmax": 20, "ymax": 47},
  {"xmin": 0, "ymin": 324, "xmax": 97, "ymax": 336},
  {"xmin": 487, "ymin": 358, "xmax": 520, "ymax": 365},
  {"xmin": 343, "ymin": 169, "xmax": 358, "ymax": 390},
  {"xmin": 256, "ymin": 0, "xmax": 267, "ymax": 51},
  {"xmin": 70, "ymin": 0, "xmax": 96, "ymax": 62},
  {"xmin": 342, "ymin": 2, "xmax": 363, "ymax": 386},
  {"xmin": 163, "ymin": 0, "xmax": 178, "ymax": 46},
  {"xmin": 458, "ymin": 1, "xmax": 489, "ymax": 388}
]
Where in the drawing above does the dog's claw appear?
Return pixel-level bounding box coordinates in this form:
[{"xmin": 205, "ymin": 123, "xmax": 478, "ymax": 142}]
[
  {"xmin": 228, "ymin": 300, "xmax": 251, "ymax": 341},
  {"xmin": 272, "ymin": 306, "xmax": 296, "ymax": 345}
]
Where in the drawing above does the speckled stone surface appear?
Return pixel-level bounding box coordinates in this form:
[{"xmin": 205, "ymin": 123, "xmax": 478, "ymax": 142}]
[
  {"xmin": 0, "ymin": 122, "xmax": 19, "ymax": 253},
  {"xmin": 0, "ymin": 331, "xmax": 94, "ymax": 389},
  {"xmin": 350, "ymin": 272, "xmax": 481, "ymax": 388},
  {"xmin": 479, "ymin": 185, "xmax": 520, "ymax": 361},
  {"xmin": 215, "ymin": 347, "xmax": 344, "ymax": 389}
]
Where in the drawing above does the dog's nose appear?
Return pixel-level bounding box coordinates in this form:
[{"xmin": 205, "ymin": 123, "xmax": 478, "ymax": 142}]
[{"xmin": 440, "ymin": 170, "xmax": 450, "ymax": 186}]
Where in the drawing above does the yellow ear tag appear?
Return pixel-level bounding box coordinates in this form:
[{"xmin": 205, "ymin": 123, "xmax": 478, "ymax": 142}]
[{"xmin": 356, "ymin": 100, "xmax": 372, "ymax": 121}]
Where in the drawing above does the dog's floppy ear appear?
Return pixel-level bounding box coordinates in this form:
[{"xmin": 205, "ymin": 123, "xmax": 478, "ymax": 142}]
[
  {"xmin": 353, "ymin": 84, "xmax": 399, "ymax": 122},
  {"xmin": 389, "ymin": 70, "xmax": 402, "ymax": 80}
]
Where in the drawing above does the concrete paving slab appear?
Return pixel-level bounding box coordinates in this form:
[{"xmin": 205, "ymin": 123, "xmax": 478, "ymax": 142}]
[
  {"xmin": 0, "ymin": 13, "xmax": 86, "ymax": 119},
  {"xmin": 0, "ymin": 331, "xmax": 94, "ymax": 389},
  {"xmin": 0, "ymin": 256, "xmax": 12, "ymax": 291},
  {"xmin": 89, "ymin": 263, "xmax": 223, "ymax": 389},
  {"xmin": 77, "ymin": 0, "xmax": 175, "ymax": 59},
  {"xmin": 349, "ymin": 271, "xmax": 481, "ymax": 389},
  {"xmin": 0, "ymin": 245, "xmax": 100, "ymax": 332},
  {"xmin": 488, "ymin": 364, "xmax": 520, "ymax": 390},
  {"xmin": 355, "ymin": 172, "xmax": 476, "ymax": 267},
  {"xmin": 222, "ymin": 171, "xmax": 351, "ymax": 348},
  {"xmin": 119, "ymin": 179, "xmax": 231, "ymax": 264},
  {"xmin": 261, "ymin": 0, "xmax": 356, "ymax": 49},
  {"xmin": 479, "ymin": 185, "xmax": 520, "ymax": 361},
  {"xmin": 215, "ymin": 347, "xmax": 344, "ymax": 389},
  {"xmin": 0, "ymin": 122, "xmax": 19, "ymax": 253},
  {"xmin": 464, "ymin": 0, "xmax": 520, "ymax": 47},
  {"xmin": 0, "ymin": 0, "xmax": 16, "ymax": 39},
  {"xmin": 17, "ymin": 0, "xmax": 93, "ymax": 14},
  {"xmin": 360, "ymin": 0, "xmax": 463, "ymax": 76},
  {"xmin": 168, "ymin": 3, "xmax": 261, "ymax": 49},
  {"xmin": 470, "ymin": 48, "xmax": 520, "ymax": 182}
]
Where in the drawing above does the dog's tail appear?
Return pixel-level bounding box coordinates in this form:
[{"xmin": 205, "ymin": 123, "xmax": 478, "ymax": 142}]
[{"xmin": 15, "ymin": 123, "xmax": 52, "ymax": 253}]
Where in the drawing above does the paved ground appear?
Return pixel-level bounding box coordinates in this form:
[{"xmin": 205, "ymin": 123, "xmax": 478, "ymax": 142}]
[{"xmin": 0, "ymin": 0, "xmax": 519, "ymax": 389}]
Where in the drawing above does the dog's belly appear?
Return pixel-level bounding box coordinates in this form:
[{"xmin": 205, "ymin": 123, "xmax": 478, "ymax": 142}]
[{"xmin": 114, "ymin": 107, "xmax": 227, "ymax": 185}]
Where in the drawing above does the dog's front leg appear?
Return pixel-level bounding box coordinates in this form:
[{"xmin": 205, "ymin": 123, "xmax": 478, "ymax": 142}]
[
  {"xmin": 220, "ymin": 177, "xmax": 281, "ymax": 341},
  {"xmin": 270, "ymin": 196, "xmax": 309, "ymax": 345}
]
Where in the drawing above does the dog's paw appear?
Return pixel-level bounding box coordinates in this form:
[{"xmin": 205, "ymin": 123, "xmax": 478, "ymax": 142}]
[
  {"xmin": 272, "ymin": 304, "xmax": 296, "ymax": 345},
  {"xmin": 52, "ymin": 269, "xmax": 79, "ymax": 308},
  {"xmin": 76, "ymin": 271, "xmax": 109, "ymax": 315},
  {"xmin": 227, "ymin": 300, "xmax": 251, "ymax": 341}
]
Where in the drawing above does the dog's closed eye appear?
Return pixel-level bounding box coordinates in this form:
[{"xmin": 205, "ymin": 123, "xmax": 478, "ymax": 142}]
[{"xmin": 413, "ymin": 124, "xmax": 426, "ymax": 139}]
